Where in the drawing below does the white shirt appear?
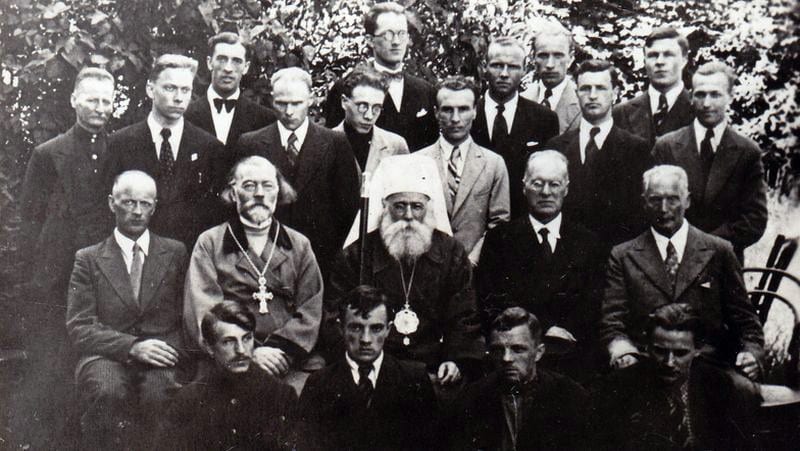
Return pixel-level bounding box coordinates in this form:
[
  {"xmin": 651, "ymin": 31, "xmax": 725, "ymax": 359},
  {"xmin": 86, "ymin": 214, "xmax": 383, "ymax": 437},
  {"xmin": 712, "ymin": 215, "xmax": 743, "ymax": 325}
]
[
  {"xmin": 484, "ymin": 93, "xmax": 519, "ymax": 139},
  {"xmin": 207, "ymin": 86, "xmax": 240, "ymax": 144},
  {"xmin": 648, "ymin": 81, "xmax": 685, "ymax": 115},
  {"xmin": 578, "ymin": 117, "xmax": 613, "ymax": 163},
  {"xmin": 374, "ymin": 60, "xmax": 404, "ymax": 112},
  {"xmin": 693, "ymin": 119, "xmax": 727, "ymax": 154},
  {"xmin": 345, "ymin": 351, "xmax": 384, "ymax": 387},
  {"xmin": 651, "ymin": 219, "xmax": 690, "ymax": 263},
  {"xmin": 536, "ymin": 78, "xmax": 568, "ymax": 107},
  {"xmin": 277, "ymin": 118, "xmax": 310, "ymax": 150},
  {"xmin": 529, "ymin": 213, "xmax": 562, "ymax": 252},
  {"xmin": 438, "ymin": 135, "xmax": 472, "ymax": 176},
  {"xmin": 147, "ymin": 113, "xmax": 183, "ymax": 160},
  {"xmin": 114, "ymin": 228, "xmax": 150, "ymax": 273}
]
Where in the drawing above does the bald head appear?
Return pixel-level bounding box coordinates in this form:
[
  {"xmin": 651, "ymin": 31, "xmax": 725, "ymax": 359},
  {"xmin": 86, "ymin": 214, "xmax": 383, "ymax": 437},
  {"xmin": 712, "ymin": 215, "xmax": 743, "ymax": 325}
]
[{"xmin": 109, "ymin": 171, "xmax": 157, "ymax": 240}]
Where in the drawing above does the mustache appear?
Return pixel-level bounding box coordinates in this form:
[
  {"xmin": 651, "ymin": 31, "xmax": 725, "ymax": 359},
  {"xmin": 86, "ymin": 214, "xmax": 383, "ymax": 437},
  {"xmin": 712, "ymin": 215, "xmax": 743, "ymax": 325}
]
[{"xmin": 380, "ymin": 214, "xmax": 434, "ymax": 262}]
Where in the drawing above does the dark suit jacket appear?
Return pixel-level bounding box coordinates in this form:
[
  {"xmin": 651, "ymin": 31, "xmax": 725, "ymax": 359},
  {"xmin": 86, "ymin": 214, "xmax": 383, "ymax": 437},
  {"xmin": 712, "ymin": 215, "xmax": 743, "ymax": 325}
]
[
  {"xmin": 472, "ymin": 95, "xmax": 560, "ymax": 218},
  {"xmin": 613, "ymin": 88, "xmax": 694, "ymax": 146},
  {"xmin": 653, "ymin": 125, "xmax": 768, "ymax": 259},
  {"xmin": 325, "ymin": 71, "xmax": 438, "ymax": 151},
  {"xmin": 104, "ymin": 120, "xmax": 225, "ymax": 248},
  {"xmin": 448, "ymin": 370, "xmax": 589, "ymax": 450},
  {"xmin": 234, "ymin": 122, "xmax": 360, "ymax": 278},
  {"xmin": 546, "ymin": 125, "xmax": 654, "ymax": 245},
  {"xmin": 600, "ymin": 225, "xmax": 764, "ymax": 362},
  {"xmin": 66, "ymin": 233, "xmax": 188, "ymax": 375},
  {"xmin": 20, "ymin": 125, "xmax": 111, "ymax": 304},
  {"xmin": 184, "ymin": 93, "xmax": 277, "ymax": 152},
  {"xmin": 297, "ymin": 354, "xmax": 437, "ymax": 451}
]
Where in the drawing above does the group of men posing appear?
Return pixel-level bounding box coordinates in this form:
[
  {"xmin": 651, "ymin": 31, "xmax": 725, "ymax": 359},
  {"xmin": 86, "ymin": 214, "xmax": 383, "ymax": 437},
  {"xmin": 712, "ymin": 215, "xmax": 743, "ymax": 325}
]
[{"xmin": 20, "ymin": 1, "xmax": 770, "ymax": 449}]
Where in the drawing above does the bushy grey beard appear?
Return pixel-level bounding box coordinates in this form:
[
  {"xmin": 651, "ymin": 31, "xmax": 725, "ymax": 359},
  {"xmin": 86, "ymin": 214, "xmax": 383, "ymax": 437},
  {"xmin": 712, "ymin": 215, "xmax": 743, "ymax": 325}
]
[
  {"xmin": 239, "ymin": 204, "xmax": 273, "ymax": 229},
  {"xmin": 379, "ymin": 211, "xmax": 435, "ymax": 263}
]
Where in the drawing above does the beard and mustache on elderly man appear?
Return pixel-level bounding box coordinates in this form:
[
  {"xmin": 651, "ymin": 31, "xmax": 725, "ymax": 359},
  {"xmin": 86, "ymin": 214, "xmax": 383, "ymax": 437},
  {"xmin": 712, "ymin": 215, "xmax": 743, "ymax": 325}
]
[{"xmin": 379, "ymin": 207, "xmax": 436, "ymax": 264}]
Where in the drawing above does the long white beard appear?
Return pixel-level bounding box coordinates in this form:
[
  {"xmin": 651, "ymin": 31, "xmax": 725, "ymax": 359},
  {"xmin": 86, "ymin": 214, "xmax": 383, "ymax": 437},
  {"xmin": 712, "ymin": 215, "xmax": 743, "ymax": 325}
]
[{"xmin": 379, "ymin": 212, "xmax": 435, "ymax": 263}]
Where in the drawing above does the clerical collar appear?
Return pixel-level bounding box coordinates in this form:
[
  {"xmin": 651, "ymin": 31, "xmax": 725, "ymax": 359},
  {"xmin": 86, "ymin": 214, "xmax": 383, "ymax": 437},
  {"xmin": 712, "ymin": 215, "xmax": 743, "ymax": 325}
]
[
  {"xmin": 373, "ymin": 60, "xmax": 404, "ymax": 75},
  {"xmin": 73, "ymin": 123, "xmax": 105, "ymax": 142},
  {"xmin": 222, "ymin": 215, "xmax": 292, "ymax": 255},
  {"xmin": 240, "ymin": 215, "xmax": 272, "ymax": 231},
  {"xmin": 648, "ymin": 81, "xmax": 685, "ymax": 114}
]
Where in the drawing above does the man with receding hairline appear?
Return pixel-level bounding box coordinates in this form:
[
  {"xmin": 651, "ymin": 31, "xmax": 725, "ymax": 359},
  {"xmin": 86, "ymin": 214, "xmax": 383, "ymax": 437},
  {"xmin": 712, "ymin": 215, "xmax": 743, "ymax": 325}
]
[{"xmin": 67, "ymin": 170, "xmax": 188, "ymax": 449}]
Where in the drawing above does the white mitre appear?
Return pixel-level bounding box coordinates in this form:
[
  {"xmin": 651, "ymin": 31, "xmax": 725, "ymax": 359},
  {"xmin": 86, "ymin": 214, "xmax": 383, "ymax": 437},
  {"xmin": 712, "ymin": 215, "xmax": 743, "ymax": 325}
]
[{"xmin": 344, "ymin": 154, "xmax": 452, "ymax": 248}]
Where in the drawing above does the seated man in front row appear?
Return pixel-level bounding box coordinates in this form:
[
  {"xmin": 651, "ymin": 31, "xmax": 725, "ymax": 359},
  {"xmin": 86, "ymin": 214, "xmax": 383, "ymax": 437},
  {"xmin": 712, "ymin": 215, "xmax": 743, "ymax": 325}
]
[
  {"xmin": 298, "ymin": 286, "xmax": 437, "ymax": 450},
  {"xmin": 165, "ymin": 301, "xmax": 297, "ymax": 450},
  {"xmin": 184, "ymin": 155, "xmax": 324, "ymax": 393},
  {"xmin": 327, "ymin": 154, "xmax": 485, "ymax": 386},
  {"xmin": 448, "ymin": 307, "xmax": 589, "ymax": 450},
  {"xmin": 600, "ymin": 164, "xmax": 764, "ymax": 379},
  {"xmin": 66, "ymin": 170, "xmax": 188, "ymax": 450}
]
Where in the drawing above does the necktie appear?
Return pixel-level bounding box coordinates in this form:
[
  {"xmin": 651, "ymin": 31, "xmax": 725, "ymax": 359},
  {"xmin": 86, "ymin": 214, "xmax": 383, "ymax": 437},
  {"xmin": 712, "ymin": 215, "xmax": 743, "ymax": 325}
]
[
  {"xmin": 665, "ymin": 240, "xmax": 679, "ymax": 289},
  {"xmin": 213, "ymin": 98, "xmax": 237, "ymax": 113},
  {"xmin": 542, "ymin": 87, "xmax": 554, "ymax": 110},
  {"xmin": 447, "ymin": 145, "xmax": 461, "ymax": 203},
  {"xmin": 130, "ymin": 243, "xmax": 143, "ymax": 301},
  {"xmin": 700, "ymin": 128, "xmax": 715, "ymax": 185},
  {"xmin": 492, "ymin": 103, "xmax": 508, "ymax": 144},
  {"xmin": 286, "ymin": 132, "xmax": 299, "ymax": 167},
  {"xmin": 584, "ymin": 126, "xmax": 601, "ymax": 164},
  {"xmin": 382, "ymin": 71, "xmax": 403, "ymax": 82},
  {"xmin": 159, "ymin": 128, "xmax": 175, "ymax": 194},
  {"xmin": 357, "ymin": 364, "xmax": 374, "ymax": 407},
  {"xmin": 539, "ymin": 228, "xmax": 553, "ymax": 258},
  {"xmin": 653, "ymin": 94, "xmax": 669, "ymax": 135}
]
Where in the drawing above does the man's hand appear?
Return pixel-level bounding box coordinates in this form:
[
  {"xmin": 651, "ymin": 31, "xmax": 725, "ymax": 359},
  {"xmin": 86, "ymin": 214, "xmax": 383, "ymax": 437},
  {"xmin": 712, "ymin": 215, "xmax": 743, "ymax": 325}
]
[
  {"xmin": 611, "ymin": 354, "xmax": 639, "ymax": 370},
  {"xmin": 252, "ymin": 346, "xmax": 291, "ymax": 377},
  {"xmin": 129, "ymin": 339, "xmax": 179, "ymax": 368},
  {"xmin": 735, "ymin": 351, "xmax": 760, "ymax": 380},
  {"xmin": 437, "ymin": 361, "xmax": 462, "ymax": 385}
]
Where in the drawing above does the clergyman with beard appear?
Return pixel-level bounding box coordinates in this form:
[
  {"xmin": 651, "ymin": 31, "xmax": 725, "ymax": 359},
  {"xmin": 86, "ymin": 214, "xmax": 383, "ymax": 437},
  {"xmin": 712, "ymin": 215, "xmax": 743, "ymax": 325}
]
[
  {"xmin": 184, "ymin": 155, "xmax": 324, "ymax": 394},
  {"xmin": 326, "ymin": 154, "xmax": 485, "ymax": 386}
]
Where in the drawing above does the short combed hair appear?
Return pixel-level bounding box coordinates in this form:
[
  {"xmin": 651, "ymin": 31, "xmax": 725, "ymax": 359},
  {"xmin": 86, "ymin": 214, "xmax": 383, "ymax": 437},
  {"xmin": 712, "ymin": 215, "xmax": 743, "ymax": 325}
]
[
  {"xmin": 694, "ymin": 61, "xmax": 737, "ymax": 94},
  {"xmin": 148, "ymin": 54, "xmax": 198, "ymax": 82},
  {"xmin": 208, "ymin": 31, "xmax": 250, "ymax": 60},
  {"xmin": 575, "ymin": 59, "xmax": 620, "ymax": 89},
  {"xmin": 225, "ymin": 155, "xmax": 298, "ymax": 206},
  {"xmin": 111, "ymin": 170, "xmax": 156, "ymax": 197},
  {"xmin": 490, "ymin": 307, "xmax": 543, "ymax": 343},
  {"xmin": 364, "ymin": 1, "xmax": 407, "ymax": 35},
  {"xmin": 488, "ymin": 36, "xmax": 528, "ymax": 60},
  {"xmin": 524, "ymin": 149, "xmax": 569, "ymax": 183},
  {"xmin": 73, "ymin": 67, "xmax": 114, "ymax": 92},
  {"xmin": 337, "ymin": 285, "xmax": 394, "ymax": 322},
  {"xmin": 271, "ymin": 67, "xmax": 312, "ymax": 93},
  {"xmin": 201, "ymin": 301, "xmax": 256, "ymax": 345},
  {"xmin": 645, "ymin": 26, "xmax": 689, "ymax": 57},
  {"xmin": 642, "ymin": 164, "xmax": 689, "ymax": 196},
  {"xmin": 342, "ymin": 64, "xmax": 388, "ymax": 97},
  {"xmin": 532, "ymin": 21, "xmax": 574, "ymax": 55},
  {"xmin": 435, "ymin": 76, "xmax": 478, "ymax": 107},
  {"xmin": 647, "ymin": 303, "xmax": 705, "ymax": 345}
]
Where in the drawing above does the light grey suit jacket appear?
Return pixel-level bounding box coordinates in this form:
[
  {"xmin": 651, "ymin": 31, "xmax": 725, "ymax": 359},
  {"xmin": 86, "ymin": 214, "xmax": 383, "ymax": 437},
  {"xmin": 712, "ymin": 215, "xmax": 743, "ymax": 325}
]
[
  {"xmin": 333, "ymin": 122, "xmax": 410, "ymax": 177},
  {"xmin": 418, "ymin": 139, "xmax": 510, "ymax": 263},
  {"xmin": 521, "ymin": 79, "xmax": 581, "ymax": 134}
]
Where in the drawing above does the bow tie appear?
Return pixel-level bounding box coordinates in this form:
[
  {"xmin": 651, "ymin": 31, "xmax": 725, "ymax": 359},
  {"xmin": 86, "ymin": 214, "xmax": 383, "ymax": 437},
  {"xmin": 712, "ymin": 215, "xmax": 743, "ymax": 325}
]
[
  {"xmin": 380, "ymin": 71, "xmax": 404, "ymax": 82},
  {"xmin": 213, "ymin": 98, "xmax": 237, "ymax": 113}
]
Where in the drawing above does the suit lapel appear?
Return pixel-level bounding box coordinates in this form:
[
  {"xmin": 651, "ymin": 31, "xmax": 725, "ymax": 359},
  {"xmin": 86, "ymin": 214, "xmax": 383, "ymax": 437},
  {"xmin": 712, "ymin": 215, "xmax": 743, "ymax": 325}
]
[
  {"xmin": 228, "ymin": 97, "xmax": 253, "ymax": 144},
  {"xmin": 556, "ymin": 80, "xmax": 580, "ymax": 131},
  {"xmin": 452, "ymin": 143, "xmax": 486, "ymax": 215},
  {"xmin": 424, "ymin": 145, "xmax": 454, "ymax": 213},
  {"xmin": 704, "ymin": 127, "xmax": 742, "ymax": 202},
  {"xmin": 197, "ymin": 97, "xmax": 217, "ymax": 137},
  {"xmin": 473, "ymin": 97, "xmax": 491, "ymax": 144},
  {"xmin": 293, "ymin": 124, "xmax": 325, "ymax": 193},
  {"xmin": 673, "ymin": 227, "xmax": 714, "ymax": 299},
  {"xmin": 629, "ymin": 233, "xmax": 674, "ymax": 297},
  {"xmin": 96, "ymin": 237, "xmax": 139, "ymax": 311},
  {"xmin": 365, "ymin": 127, "xmax": 392, "ymax": 175},
  {"xmin": 138, "ymin": 235, "xmax": 170, "ymax": 311},
  {"xmin": 670, "ymin": 128, "xmax": 705, "ymax": 202}
]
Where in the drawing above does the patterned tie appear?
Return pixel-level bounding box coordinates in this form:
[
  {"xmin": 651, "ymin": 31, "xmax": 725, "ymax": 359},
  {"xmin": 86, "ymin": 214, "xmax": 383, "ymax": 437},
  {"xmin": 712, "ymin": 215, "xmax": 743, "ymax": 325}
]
[
  {"xmin": 653, "ymin": 94, "xmax": 669, "ymax": 135},
  {"xmin": 447, "ymin": 145, "xmax": 461, "ymax": 203},
  {"xmin": 130, "ymin": 243, "xmax": 143, "ymax": 302},
  {"xmin": 665, "ymin": 240, "xmax": 679, "ymax": 289},
  {"xmin": 539, "ymin": 228, "xmax": 553, "ymax": 258},
  {"xmin": 492, "ymin": 103, "xmax": 508, "ymax": 144},
  {"xmin": 286, "ymin": 132, "xmax": 299, "ymax": 167},
  {"xmin": 357, "ymin": 364, "xmax": 374, "ymax": 407},
  {"xmin": 584, "ymin": 126, "xmax": 601, "ymax": 164},
  {"xmin": 700, "ymin": 128, "xmax": 715, "ymax": 185},
  {"xmin": 542, "ymin": 87, "xmax": 554, "ymax": 110},
  {"xmin": 159, "ymin": 128, "xmax": 175, "ymax": 195}
]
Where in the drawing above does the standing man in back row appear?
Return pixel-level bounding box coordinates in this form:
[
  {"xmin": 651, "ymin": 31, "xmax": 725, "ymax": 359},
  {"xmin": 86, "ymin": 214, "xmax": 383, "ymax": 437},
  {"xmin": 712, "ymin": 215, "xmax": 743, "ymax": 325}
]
[{"xmin": 325, "ymin": 1, "xmax": 438, "ymax": 151}]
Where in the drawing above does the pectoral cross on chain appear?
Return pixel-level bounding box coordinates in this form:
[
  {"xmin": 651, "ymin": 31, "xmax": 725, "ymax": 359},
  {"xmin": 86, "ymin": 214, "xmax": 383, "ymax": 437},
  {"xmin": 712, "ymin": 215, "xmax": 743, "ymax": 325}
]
[{"xmin": 253, "ymin": 277, "xmax": 274, "ymax": 314}]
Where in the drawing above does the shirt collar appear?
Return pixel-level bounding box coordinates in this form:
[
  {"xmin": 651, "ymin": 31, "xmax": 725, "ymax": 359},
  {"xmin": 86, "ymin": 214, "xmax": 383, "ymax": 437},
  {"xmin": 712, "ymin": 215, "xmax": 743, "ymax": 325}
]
[
  {"xmin": 693, "ymin": 119, "xmax": 727, "ymax": 152},
  {"xmin": 437, "ymin": 135, "xmax": 472, "ymax": 158},
  {"xmin": 345, "ymin": 351, "xmax": 384, "ymax": 384},
  {"xmin": 147, "ymin": 112, "xmax": 184, "ymax": 144},
  {"xmin": 114, "ymin": 228, "xmax": 150, "ymax": 257},
  {"xmin": 277, "ymin": 118, "xmax": 310, "ymax": 147},
  {"xmin": 648, "ymin": 81, "xmax": 685, "ymax": 114},
  {"xmin": 650, "ymin": 219, "xmax": 690, "ymax": 262},
  {"xmin": 579, "ymin": 117, "xmax": 614, "ymax": 147},
  {"xmin": 485, "ymin": 91, "xmax": 519, "ymax": 112},
  {"xmin": 373, "ymin": 60, "xmax": 404, "ymax": 75},
  {"xmin": 528, "ymin": 213, "xmax": 562, "ymax": 240},
  {"xmin": 73, "ymin": 123, "xmax": 105, "ymax": 141},
  {"xmin": 208, "ymin": 86, "xmax": 240, "ymax": 101},
  {"xmin": 538, "ymin": 78, "xmax": 568, "ymax": 104}
]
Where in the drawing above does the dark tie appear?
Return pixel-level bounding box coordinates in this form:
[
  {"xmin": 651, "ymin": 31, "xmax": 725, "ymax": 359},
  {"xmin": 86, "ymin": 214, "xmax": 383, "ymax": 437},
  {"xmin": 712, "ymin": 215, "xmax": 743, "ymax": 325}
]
[
  {"xmin": 653, "ymin": 94, "xmax": 669, "ymax": 135},
  {"xmin": 130, "ymin": 243, "xmax": 143, "ymax": 301},
  {"xmin": 382, "ymin": 71, "xmax": 403, "ymax": 82},
  {"xmin": 492, "ymin": 103, "xmax": 508, "ymax": 144},
  {"xmin": 539, "ymin": 228, "xmax": 553, "ymax": 258},
  {"xmin": 357, "ymin": 364, "xmax": 374, "ymax": 407},
  {"xmin": 159, "ymin": 128, "xmax": 175, "ymax": 193},
  {"xmin": 584, "ymin": 126, "xmax": 601, "ymax": 164},
  {"xmin": 665, "ymin": 241, "xmax": 679, "ymax": 289},
  {"xmin": 700, "ymin": 128, "xmax": 715, "ymax": 184},
  {"xmin": 542, "ymin": 87, "xmax": 554, "ymax": 110},
  {"xmin": 447, "ymin": 145, "xmax": 461, "ymax": 204},
  {"xmin": 286, "ymin": 132, "xmax": 299, "ymax": 167},
  {"xmin": 212, "ymin": 98, "xmax": 237, "ymax": 113}
]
